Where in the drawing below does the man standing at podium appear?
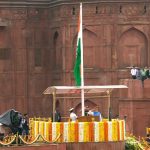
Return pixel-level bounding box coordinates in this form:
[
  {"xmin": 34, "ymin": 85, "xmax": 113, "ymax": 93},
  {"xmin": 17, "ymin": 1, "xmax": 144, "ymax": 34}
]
[{"xmin": 69, "ymin": 108, "xmax": 77, "ymax": 122}]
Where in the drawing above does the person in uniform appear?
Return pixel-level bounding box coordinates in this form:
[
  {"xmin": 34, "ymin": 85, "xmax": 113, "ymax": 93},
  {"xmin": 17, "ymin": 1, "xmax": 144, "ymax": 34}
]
[
  {"xmin": 130, "ymin": 66, "xmax": 137, "ymax": 79},
  {"xmin": 69, "ymin": 108, "xmax": 77, "ymax": 122},
  {"xmin": 22, "ymin": 113, "xmax": 29, "ymax": 135}
]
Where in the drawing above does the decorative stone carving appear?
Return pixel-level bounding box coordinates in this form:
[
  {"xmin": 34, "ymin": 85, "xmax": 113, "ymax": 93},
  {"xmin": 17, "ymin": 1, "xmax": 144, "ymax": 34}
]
[
  {"xmin": 99, "ymin": 4, "xmax": 118, "ymax": 14},
  {"xmin": 28, "ymin": 8, "xmax": 39, "ymax": 18},
  {"xmin": 121, "ymin": 4, "xmax": 145, "ymax": 15},
  {"xmin": 12, "ymin": 9, "xmax": 27, "ymax": 19}
]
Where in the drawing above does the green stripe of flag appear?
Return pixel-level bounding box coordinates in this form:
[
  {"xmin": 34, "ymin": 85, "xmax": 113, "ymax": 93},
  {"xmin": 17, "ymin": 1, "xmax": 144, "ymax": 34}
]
[{"xmin": 73, "ymin": 38, "xmax": 81, "ymax": 86}]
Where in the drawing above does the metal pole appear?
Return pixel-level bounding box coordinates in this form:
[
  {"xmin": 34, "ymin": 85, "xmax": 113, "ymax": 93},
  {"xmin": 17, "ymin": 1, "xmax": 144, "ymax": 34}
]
[
  {"xmin": 80, "ymin": 3, "xmax": 85, "ymax": 116},
  {"xmin": 107, "ymin": 90, "xmax": 112, "ymax": 121}
]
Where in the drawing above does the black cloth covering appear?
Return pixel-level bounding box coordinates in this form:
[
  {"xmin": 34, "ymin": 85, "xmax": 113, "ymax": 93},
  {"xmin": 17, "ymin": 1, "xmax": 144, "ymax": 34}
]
[{"xmin": 0, "ymin": 109, "xmax": 21, "ymax": 127}]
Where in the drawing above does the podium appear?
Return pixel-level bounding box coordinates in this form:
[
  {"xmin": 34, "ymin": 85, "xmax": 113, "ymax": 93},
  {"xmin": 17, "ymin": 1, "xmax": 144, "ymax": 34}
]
[{"xmin": 77, "ymin": 116, "xmax": 99, "ymax": 122}]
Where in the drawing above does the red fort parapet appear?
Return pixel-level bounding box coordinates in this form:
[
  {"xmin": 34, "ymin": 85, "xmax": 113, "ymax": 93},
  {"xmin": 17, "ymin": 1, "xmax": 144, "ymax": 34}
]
[{"xmin": 119, "ymin": 79, "xmax": 150, "ymax": 136}]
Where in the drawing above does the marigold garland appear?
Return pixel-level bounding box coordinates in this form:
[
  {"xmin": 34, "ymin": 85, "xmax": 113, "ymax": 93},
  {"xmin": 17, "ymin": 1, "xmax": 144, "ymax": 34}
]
[
  {"xmin": 19, "ymin": 133, "xmax": 61, "ymax": 144},
  {"xmin": 0, "ymin": 135, "xmax": 16, "ymax": 146},
  {"xmin": 19, "ymin": 134, "xmax": 41, "ymax": 144}
]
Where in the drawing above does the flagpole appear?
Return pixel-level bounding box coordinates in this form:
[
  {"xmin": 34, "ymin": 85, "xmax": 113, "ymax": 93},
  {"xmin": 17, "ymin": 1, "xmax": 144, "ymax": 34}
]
[{"xmin": 80, "ymin": 3, "xmax": 85, "ymax": 116}]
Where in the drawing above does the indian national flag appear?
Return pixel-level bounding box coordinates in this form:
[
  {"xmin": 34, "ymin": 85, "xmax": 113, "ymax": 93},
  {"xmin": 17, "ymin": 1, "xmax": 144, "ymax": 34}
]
[{"xmin": 73, "ymin": 3, "xmax": 82, "ymax": 86}]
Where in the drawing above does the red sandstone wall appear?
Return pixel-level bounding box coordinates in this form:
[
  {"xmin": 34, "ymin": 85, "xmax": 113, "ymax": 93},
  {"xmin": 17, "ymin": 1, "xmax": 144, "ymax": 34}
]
[
  {"xmin": 119, "ymin": 79, "xmax": 150, "ymax": 136},
  {"xmin": 0, "ymin": 142, "xmax": 125, "ymax": 150},
  {"xmin": 0, "ymin": 1, "xmax": 149, "ymax": 136},
  {"xmin": 0, "ymin": 144, "xmax": 66, "ymax": 150},
  {"xmin": 0, "ymin": 8, "xmax": 52, "ymax": 117}
]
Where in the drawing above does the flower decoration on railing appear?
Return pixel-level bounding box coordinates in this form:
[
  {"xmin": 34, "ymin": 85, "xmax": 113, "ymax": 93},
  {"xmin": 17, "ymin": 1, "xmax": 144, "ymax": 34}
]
[
  {"xmin": 19, "ymin": 134, "xmax": 61, "ymax": 144},
  {"xmin": 0, "ymin": 133, "xmax": 61, "ymax": 146},
  {"xmin": 0, "ymin": 135, "xmax": 16, "ymax": 146}
]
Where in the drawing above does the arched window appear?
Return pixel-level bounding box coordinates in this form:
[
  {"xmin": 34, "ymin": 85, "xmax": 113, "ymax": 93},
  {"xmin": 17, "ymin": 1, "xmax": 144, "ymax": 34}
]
[
  {"xmin": 118, "ymin": 28, "xmax": 148, "ymax": 68},
  {"xmin": 53, "ymin": 31, "xmax": 62, "ymax": 70}
]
